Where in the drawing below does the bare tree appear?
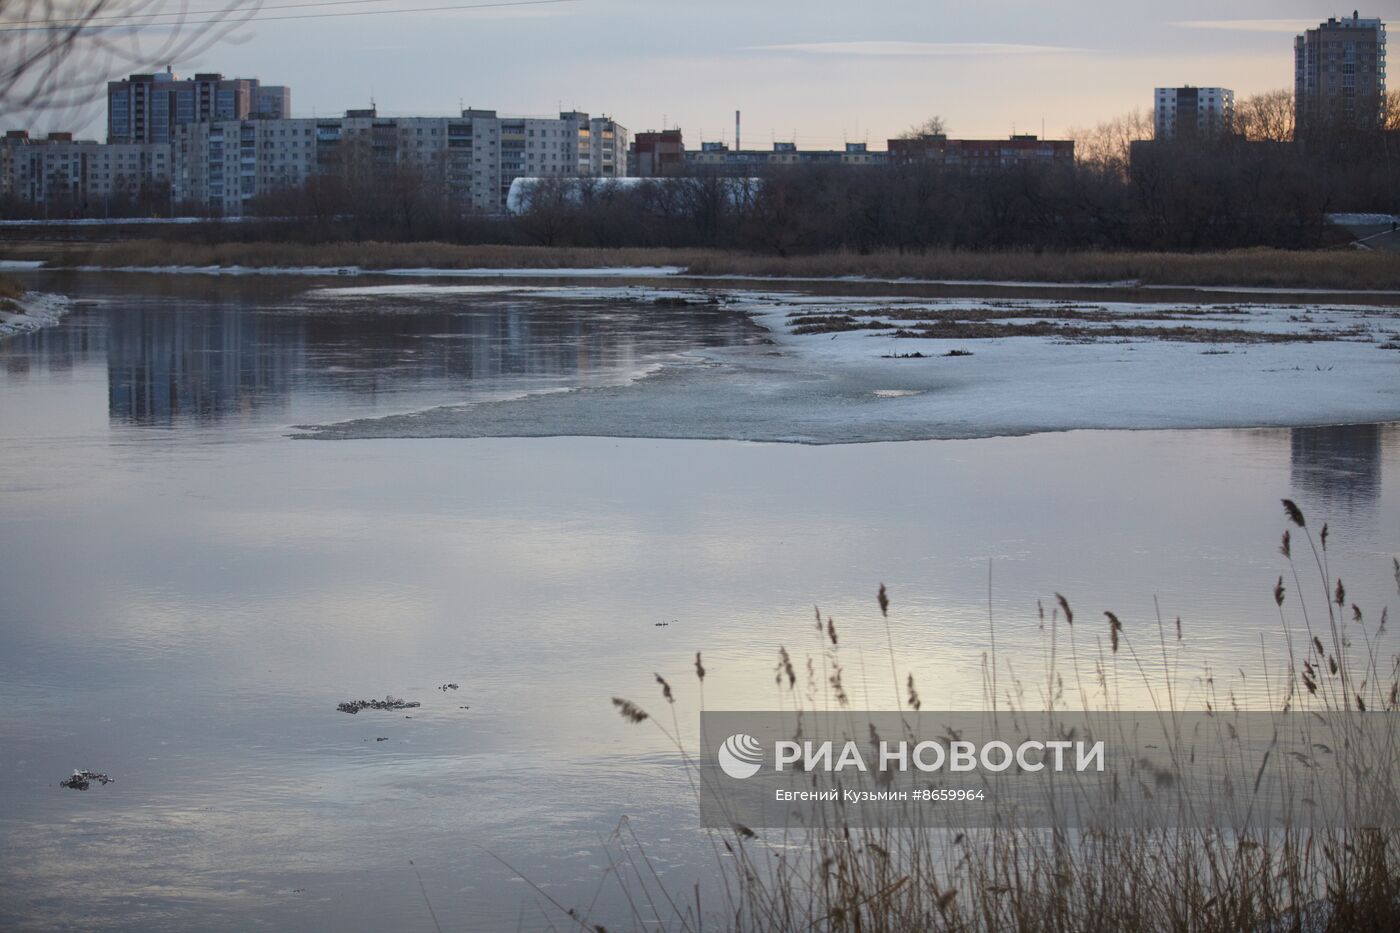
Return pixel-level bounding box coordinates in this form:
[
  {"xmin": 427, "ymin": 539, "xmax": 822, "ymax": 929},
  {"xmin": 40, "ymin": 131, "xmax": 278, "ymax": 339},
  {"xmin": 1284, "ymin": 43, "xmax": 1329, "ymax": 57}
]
[
  {"xmin": 1235, "ymin": 89, "xmax": 1295, "ymax": 143},
  {"xmin": 1385, "ymin": 89, "xmax": 1400, "ymax": 133},
  {"xmin": 0, "ymin": 0, "xmax": 259, "ymax": 120},
  {"xmin": 1067, "ymin": 108, "xmax": 1152, "ymax": 176},
  {"xmin": 897, "ymin": 115, "xmax": 948, "ymax": 139}
]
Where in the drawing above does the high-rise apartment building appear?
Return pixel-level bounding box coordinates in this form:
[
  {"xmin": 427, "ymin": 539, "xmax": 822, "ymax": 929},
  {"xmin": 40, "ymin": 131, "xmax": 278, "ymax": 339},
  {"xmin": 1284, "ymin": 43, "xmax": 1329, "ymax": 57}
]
[
  {"xmin": 1153, "ymin": 87, "xmax": 1235, "ymax": 140},
  {"xmin": 107, "ymin": 68, "xmax": 292, "ymax": 144},
  {"xmin": 170, "ymin": 108, "xmax": 627, "ymax": 215},
  {"xmin": 1294, "ymin": 12, "xmax": 1388, "ymax": 133}
]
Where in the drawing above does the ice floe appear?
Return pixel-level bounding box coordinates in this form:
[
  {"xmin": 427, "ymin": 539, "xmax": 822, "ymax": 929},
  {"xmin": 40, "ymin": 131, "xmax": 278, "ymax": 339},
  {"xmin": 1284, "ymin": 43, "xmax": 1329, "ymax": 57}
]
[{"xmin": 294, "ymin": 286, "xmax": 1400, "ymax": 445}]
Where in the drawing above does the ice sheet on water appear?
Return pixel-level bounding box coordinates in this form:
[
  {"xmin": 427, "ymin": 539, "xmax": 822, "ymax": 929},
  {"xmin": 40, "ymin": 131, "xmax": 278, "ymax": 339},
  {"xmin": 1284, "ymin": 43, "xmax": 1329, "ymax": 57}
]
[{"xmin": 293, "ymin": 287, "xmax": 1400, "ymax": 445}]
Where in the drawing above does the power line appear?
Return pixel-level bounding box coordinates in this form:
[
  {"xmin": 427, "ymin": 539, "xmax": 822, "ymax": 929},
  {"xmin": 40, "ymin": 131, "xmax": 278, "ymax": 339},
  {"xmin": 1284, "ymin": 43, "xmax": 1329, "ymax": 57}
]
[
  {"xmin": 4, "ymin": 0, "xmax": 389, "ymax": 28},
  {"xmin": 0, "ymin": 0, "xmax": 577, "ymax": 33}
]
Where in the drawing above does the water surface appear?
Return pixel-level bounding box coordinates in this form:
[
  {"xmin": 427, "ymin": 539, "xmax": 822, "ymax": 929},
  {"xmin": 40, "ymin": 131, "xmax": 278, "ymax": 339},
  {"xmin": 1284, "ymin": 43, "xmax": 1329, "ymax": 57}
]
[{"xmin": 1, "ymin": 273, "xmax": 1397, "ymax": 930}]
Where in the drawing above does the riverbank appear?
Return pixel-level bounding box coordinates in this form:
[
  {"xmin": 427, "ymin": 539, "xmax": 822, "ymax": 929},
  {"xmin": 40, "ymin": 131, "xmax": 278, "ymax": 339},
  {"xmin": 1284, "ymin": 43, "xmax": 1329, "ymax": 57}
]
[
  {"xmin": 7, "ymin": 240, "xmax": 1400, "ymax": 291},
  {"xmin": 0, "ymin": 291, "xmax": 70, "ymax": 340},
  {"xmin": 0, "ymin": 273, "xmax": 69, "ymax": 339}
]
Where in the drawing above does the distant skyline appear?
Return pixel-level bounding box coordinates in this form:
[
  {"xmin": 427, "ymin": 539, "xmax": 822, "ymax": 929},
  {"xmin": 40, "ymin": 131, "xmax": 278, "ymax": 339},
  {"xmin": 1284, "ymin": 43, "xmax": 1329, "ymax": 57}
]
[{"xmin": 15, "ymin": 1, "xmax": 1388, "ymax": 143}]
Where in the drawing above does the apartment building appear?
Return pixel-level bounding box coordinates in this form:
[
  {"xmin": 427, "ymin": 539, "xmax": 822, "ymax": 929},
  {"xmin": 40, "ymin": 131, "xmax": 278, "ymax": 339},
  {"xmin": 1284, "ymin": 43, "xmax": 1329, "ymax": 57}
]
[
  {"xmin": 171, "ymin": 108, "xmax": 627, "ymax": 215},
  {"xmin": 0, "ymin": 142, "xmax": 12, "ymax": 201},
  {"xmin": 173, "ymin": 118, "xmax": 316, "ymax": 213},
  {"xmin": 682, "ymin": 140, "xmax": 888, "ymax": 173},
  {"xmin": 1295, "ymin": 12, "xmax": 1388, "ymax": 132},
  {"xmin": 108, "ymin": 68, "xmax": 292, "ymax": 144},
  {"xmin": 631, "ymin": 129, "xmax": 686, "ymax": 177},
  {"xmin": 495, "ymin": 111, "xmax": 626, "ymax": 203},
  {"xmin": 0, "ymin": 130, "xmax": 171, "ymax": 210},
  {"xmin": 1153, "ymin": 87, "xmax": 1235, "ymax": 140},
  {"xmin": 886, "ymin": 134, "xmax": 1074, "ymax": 168}
]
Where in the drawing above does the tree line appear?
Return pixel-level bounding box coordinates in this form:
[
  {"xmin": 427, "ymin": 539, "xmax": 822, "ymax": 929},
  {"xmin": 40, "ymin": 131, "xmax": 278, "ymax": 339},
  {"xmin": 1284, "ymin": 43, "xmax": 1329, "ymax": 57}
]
[
  {"xmin": 246, "ymin": 88, "xmax": 1400, "ymax": 252},
  {"xmin": 5, "ymin": 89, "xmax": 1399, "ymax": 252}
]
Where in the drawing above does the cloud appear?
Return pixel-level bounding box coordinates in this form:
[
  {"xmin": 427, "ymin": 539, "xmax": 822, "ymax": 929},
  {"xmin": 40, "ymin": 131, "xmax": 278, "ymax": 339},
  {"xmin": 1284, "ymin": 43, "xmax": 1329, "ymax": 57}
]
[
  {"xmin": 743, "ymin": 41, "xmax": 1078, "ymax": 57},
  {"xmin": 1169, "ymin": 19, "xmax": 1315, "ymax": 33}
]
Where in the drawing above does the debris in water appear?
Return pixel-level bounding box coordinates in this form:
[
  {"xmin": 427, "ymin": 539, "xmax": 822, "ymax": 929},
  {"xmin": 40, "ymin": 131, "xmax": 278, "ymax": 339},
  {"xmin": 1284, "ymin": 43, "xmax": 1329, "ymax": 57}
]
[
  {"xmin": 438, "ymin": 683, "xmax": 459, "ymax": 691},
  {"xmin": 337, "ymin": 696, "xmax": 421, "ymax": 714},
  {"xmin": 376, "ymin": 737, "xmax": 388, "ymax": 742},
  {"xmin": 61, "ymin": 770, "xmax": 113, "ymax": 790}
]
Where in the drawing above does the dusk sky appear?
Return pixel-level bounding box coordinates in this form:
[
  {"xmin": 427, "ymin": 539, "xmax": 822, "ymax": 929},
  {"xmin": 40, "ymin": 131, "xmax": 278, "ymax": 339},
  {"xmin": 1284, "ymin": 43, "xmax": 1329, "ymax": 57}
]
[{"xmin": 36, "ymin": 2, "xmax": 1392, "ymax": 142}]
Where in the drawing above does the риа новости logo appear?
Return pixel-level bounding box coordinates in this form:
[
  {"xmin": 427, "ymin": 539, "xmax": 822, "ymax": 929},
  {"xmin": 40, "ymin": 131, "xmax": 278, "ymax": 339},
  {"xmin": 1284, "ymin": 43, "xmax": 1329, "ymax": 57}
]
[{"xmin": 717, "ymin": 733, "xmax": 764, "ymax": 779}]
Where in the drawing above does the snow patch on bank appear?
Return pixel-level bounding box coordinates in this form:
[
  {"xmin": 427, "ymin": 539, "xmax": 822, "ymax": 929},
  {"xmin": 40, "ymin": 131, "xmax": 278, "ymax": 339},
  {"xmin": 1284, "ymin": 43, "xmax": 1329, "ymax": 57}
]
[
  {"xmin": 72, "ymin": 263, "xmax": 687, "ymax": 279},
  {"xmin": 307, "ymin": 282, "xmax": 708, "ymax": 301},
  {"xmin": 0, "ymin": 216, "xmax": 264, "ymax": 227},
  {"xmin": 42, "ymin": 260, "xmax": 1400, "ymax": 295},
  {"xmin": 379, "ymin": 265, "xmax": 687, "ymax": 279},
  {"xmin": 0, "ymin": 292, "xmax": 71, "ymax": 339},
  {"xmin": 1329, "ymin": 213, "xmax": 1400, "ymax": 226},
  {"xmin": 75, "ymin": 264, "xmax": 364, "ymax": 277}
]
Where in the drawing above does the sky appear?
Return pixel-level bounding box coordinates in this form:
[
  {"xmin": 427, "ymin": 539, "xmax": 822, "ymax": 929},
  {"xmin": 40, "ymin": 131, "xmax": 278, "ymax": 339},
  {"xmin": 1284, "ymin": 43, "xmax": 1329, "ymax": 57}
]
[{"xmin": 19, "ymin": 0, "xmax": 1393, "ymax": 144}]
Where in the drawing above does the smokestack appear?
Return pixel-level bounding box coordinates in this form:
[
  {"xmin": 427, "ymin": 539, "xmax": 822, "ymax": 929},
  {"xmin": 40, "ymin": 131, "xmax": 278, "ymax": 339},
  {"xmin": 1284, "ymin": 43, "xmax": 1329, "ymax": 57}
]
[{"xmin": 736, "ymin": 110, "xmax": 741, "ymax": 152}]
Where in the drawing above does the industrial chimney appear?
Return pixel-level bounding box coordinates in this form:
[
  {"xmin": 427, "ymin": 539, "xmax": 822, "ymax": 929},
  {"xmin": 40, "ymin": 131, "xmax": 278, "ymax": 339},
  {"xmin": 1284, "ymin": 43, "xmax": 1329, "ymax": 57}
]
[{"xmin": 735, "ymin": 110, "xmax": 741, "ymax": 152}]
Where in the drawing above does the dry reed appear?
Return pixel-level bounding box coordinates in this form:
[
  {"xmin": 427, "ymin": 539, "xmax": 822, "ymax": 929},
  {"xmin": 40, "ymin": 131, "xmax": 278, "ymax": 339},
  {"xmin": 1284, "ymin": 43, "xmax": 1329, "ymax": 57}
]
[
  {"xmin": 570, "ymin": 500, "xmax": 1400, "ymax": 932},
  {"xmin": 44, "ymin": 240, "xmax": 713, "ymax": 273},
  {"xmin": 25, "ymin": 240, "xmax": 1400, "ymax": 290}
]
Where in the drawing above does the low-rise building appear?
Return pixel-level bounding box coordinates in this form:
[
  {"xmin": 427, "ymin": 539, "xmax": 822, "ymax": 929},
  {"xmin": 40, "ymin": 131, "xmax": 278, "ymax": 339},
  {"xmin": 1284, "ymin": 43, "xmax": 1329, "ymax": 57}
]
[
  {"xmin": 887, "ymin": 134, "xmax": 1074, "ymax": 168},
  {"xmin": 683, "ymin": 140, "xmax": 888, "ymax": 173}
]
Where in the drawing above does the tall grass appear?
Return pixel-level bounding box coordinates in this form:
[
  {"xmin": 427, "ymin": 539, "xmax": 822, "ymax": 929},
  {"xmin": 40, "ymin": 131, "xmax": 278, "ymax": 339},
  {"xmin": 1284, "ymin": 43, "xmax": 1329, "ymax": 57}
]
[
  {"xmin": 0, "ymin": 273, "xmax": 23, "ymax": 300},
  {"xmin": 47, "ymin": 240, "xmax": 713, "ymax": 272},
  {"xmin": 35, "ymin": 240, "xmax": 1400, "ymax": 290},
  {"xmin": 580, "ymin": 501, "xmax": 1400, "ymax": 932}
]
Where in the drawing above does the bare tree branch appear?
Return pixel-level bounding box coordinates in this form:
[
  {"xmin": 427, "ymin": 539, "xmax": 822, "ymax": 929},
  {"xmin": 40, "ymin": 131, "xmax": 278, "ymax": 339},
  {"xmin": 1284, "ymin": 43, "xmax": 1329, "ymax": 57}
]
[
  {"xmin": 1235, "ymin": 89, "xmax": 1295, "ymax": 143},
  {"xmin": 896, "ymin": 115, "xmax": 948, "ymax": 140},
  {"xmin": 0, "ymin": 0, "xmax": 262, "ymax": 121}
]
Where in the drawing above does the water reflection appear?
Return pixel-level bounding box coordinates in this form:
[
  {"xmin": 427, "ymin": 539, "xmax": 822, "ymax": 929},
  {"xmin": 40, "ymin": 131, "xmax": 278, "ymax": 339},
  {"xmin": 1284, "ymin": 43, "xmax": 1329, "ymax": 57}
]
[
  {"xmin": 1290, "ymin": 424, "xmax": 1387, "ymax": 521},
  {"xmin": 107, "ymin": 308, "xmax": 300, "ymax": 424},
  {"xmin": 3, "ymin": 310, "xmax": 100, "ymax": 377},
  {"xmin": 0, "ymin": 277, "xmax": 760, "ymax": 428}
]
